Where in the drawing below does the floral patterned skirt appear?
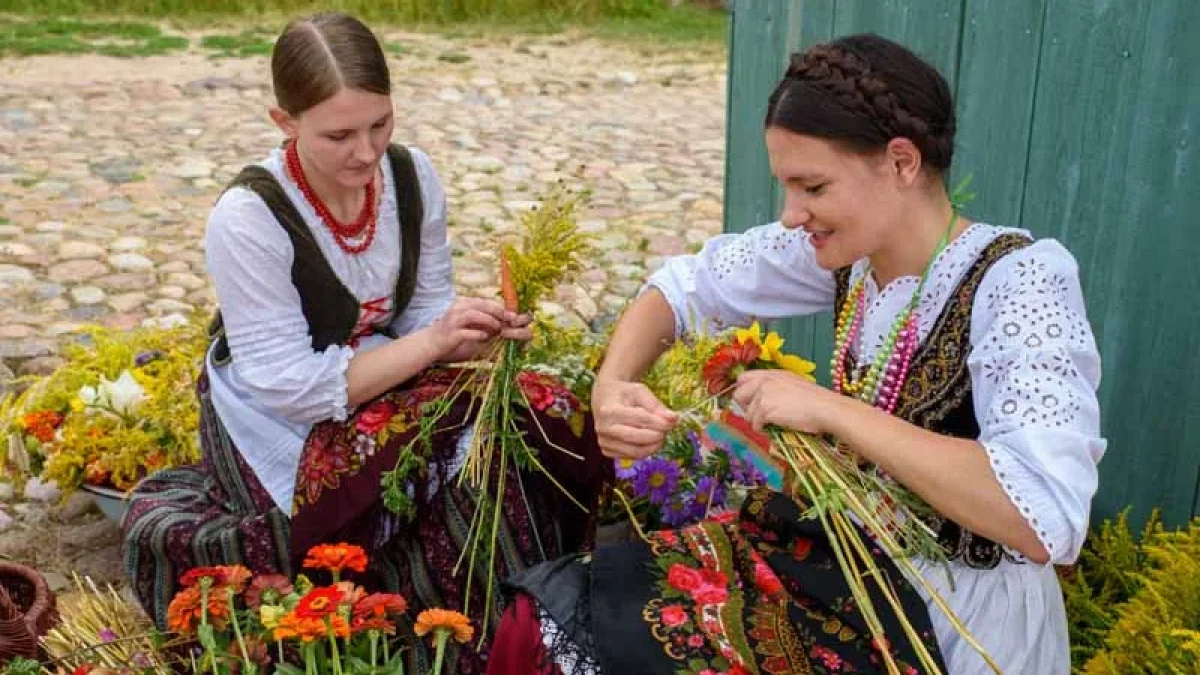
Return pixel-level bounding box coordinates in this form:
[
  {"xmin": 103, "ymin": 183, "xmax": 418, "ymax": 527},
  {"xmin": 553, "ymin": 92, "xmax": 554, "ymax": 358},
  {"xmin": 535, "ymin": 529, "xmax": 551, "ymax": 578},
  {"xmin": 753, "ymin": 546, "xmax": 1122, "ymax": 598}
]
[
  {"xmin": 496, "ymin": 488, "xmax": 947, "ymax": 675},
  {"xmin": 124, "ymin": 368, "xmax": 609, "ymax": 675},
  {"xmin": 288, "ymin": 368, "xmax": 610, "ymax": 675}
]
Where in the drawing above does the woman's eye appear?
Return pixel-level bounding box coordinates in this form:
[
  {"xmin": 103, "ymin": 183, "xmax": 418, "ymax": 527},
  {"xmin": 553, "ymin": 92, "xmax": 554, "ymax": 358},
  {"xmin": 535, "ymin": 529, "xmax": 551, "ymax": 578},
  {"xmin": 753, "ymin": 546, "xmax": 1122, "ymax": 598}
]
[
  {"xmin": 326, "ymin": 133, "xmax": 350, "ymax": 142},
  {"xmin": 805, "ymin": 183, "xmax": 828, "ymax": 196}
]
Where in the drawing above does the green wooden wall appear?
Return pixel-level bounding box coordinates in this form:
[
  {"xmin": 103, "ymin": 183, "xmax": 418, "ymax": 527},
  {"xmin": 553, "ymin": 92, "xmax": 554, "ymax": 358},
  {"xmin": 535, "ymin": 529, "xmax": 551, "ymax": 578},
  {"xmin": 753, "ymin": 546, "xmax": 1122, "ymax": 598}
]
[{"xmin": 723, "ymin": 0, "xmax": 1200, "ymax": 527}]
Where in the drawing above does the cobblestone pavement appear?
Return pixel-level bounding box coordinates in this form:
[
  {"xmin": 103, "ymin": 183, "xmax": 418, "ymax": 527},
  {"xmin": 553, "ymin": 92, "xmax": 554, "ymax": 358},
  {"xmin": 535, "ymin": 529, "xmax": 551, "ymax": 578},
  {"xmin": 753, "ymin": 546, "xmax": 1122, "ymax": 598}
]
[{"xmin": 0, "ymin": 31, "xmax": 727, "ymax": 591}]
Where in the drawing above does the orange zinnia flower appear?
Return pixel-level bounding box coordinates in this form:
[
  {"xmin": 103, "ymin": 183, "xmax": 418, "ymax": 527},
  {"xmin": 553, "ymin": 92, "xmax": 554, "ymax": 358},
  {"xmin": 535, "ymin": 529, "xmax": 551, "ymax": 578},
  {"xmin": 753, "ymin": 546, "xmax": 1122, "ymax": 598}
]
[
  {"xmin": 414, "ymin": 609, "xmax": 474, "ymax": 644},
  {"xmin": 166, "ymin": 586, "xmax": 202, "ymax": 633},
  {"xmin": 274, "ymin": 611, "xmax": 349, "ymax": 642},
  {"xmin": 166, "ymin": 585, "xmax": 231, "ymax": 633},
  {"xmin": 302, "ymin": 543, "xmax": 368, "ymax": 575},
  {"xmin": 294, "ymin": 586, "xmax": 344, "ymax": 620},
  {"xmin": 220, "ymin": 565, "xmax": 253, "ymax": 593}
]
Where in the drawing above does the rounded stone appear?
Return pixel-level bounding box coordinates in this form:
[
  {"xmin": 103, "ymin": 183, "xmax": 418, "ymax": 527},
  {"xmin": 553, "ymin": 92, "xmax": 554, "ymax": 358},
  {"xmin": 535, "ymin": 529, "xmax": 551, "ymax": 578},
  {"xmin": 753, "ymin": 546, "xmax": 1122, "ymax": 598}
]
[
  {"xmin": 165, "ymin": 272, "xmax": 205, "ymax": 290},
  {"xmin": 48, "ymin": 259, "xmax": 108, "ymax": 283},
  {"xmin": 108, "ymin": 252, "xmax": 154, "ymax": 271},
  {"xmin": 71, "ymin": 285, "xmax": 106, "ymax": 305},
  {"xmin": 110, "ymin": 237, "xmax": 148, "ymax": 251},
  {"xmin": 0, "ymin": 264, "xmax": 34, "ymax": 284},
  {"xmin": 59, "ymin": 241, "xmax": 107, "ymax": 259}
]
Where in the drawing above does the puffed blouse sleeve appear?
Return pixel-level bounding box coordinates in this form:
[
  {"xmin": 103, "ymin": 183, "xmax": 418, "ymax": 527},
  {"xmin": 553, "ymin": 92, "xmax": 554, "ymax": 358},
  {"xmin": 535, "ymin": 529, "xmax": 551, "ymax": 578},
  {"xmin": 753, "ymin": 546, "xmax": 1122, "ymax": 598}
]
[
  {"xmin": 968, "ymin": 239, "xmax": 1106, "ymax": 565},
  {"xmin": 643, "ymin": 222, "xmax": 837, "ymax": 336}
]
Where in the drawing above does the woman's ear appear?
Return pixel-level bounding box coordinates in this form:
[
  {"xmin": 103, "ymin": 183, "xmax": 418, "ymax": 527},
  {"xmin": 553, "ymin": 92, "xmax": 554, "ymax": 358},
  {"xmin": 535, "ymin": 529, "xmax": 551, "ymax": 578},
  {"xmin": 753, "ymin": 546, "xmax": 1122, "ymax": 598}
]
[
  {"xmin": 885, "ymin": 137, "xmax": 923, "ymax": 187},
  {"xmin": 269, "ymin": 107, "xmax": 297, "ymax": 139}
]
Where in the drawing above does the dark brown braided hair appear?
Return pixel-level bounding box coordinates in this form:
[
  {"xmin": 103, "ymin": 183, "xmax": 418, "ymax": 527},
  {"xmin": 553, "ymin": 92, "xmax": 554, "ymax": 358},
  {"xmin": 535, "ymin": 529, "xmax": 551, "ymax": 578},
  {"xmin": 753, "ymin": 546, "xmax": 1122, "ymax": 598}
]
[{"xmin": 765, "ymin": 34, "xmax": 955, "ymax": 171}]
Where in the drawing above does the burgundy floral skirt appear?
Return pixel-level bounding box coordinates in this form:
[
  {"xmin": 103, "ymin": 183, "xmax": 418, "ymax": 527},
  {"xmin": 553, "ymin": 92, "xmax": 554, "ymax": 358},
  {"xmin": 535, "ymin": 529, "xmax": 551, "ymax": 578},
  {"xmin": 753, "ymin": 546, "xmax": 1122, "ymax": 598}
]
[
  {"xmin": 123, "ymin": 368, "xmax": 609, "ymax": 675},
  {"xmin": 289, "ymin": 368, "xmax": 610, "ymax": 675}
]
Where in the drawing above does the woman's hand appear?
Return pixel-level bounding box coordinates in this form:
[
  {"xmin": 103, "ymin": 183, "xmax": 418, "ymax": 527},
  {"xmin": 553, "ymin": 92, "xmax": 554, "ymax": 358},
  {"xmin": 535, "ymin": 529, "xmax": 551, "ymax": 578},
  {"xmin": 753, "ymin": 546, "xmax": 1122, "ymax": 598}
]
[
  {"xmin": 426, "ymin": 297, "xmax": 533, "ymax": 363},
  {"xmin": 731, "ymin": 370, "xmax": 844, "ymax": 435},
  {"xmin": 592, "ymin": 379, "xmax": 678, "ymax": 459}
]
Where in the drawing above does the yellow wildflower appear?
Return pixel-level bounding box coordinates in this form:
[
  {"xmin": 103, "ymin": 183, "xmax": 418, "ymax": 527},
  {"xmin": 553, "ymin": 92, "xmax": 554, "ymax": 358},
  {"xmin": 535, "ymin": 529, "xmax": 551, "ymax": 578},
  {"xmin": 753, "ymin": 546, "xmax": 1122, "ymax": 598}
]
[{"xmin": 735, "ymin": 321, "xmax": 817, "ymax": 380}]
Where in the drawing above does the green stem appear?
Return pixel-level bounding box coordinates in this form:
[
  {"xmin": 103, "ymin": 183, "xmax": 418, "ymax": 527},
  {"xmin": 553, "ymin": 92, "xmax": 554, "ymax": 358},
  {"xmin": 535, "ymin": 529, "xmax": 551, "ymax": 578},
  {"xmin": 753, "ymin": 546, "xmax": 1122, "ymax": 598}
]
[
  {"xmin": 326, "ymin": 617, "xmax": 345, "ymax": 675},
  {"xmin": 431, "ymin": 630, "xmax": 450, "ymax": 675},
  {"xmin": 200, "ymin": 584, "xmax": 219, "ymax": 675},
  {"xmin": 370, "ymin": 631, "xmax": 378, "ymax": 672},
  {"xmin": 277, "ymin": 640, "xmax": 284, "ymax": 666},
  {"xmin": 228, "ymin": 587, "xmax": 252, "ymax": 671}
]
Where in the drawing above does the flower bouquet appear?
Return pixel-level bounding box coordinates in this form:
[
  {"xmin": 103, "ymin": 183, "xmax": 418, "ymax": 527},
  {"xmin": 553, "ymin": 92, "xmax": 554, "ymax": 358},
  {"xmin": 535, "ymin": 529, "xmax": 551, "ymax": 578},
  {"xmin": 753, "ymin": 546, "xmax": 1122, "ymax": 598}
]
[
  {"xmin": 617, "ymin": 321, "xmax": 1000, "ymax": 675},
  {"xmin": 380, "ymin": 183, "xmax": 597, "ymax": 636},
  {"xmin": 0, "ymin": 320, "xmax": 208, "ymax": 496}
]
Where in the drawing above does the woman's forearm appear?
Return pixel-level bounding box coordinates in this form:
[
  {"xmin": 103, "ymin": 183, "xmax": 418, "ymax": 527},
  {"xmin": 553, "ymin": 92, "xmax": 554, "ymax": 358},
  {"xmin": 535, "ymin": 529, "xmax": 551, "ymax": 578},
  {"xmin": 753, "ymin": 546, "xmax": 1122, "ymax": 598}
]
[
  {"xmin": 345, "ymin": 327, "xmax": 440, "ymax": 408},
  {"xmin": 596, "ymin": 289, "xmax": 678, "ymax": 383},
  {"xmin": 824, "ymin": 395, "xmax": 1050, "ymax": 563}
]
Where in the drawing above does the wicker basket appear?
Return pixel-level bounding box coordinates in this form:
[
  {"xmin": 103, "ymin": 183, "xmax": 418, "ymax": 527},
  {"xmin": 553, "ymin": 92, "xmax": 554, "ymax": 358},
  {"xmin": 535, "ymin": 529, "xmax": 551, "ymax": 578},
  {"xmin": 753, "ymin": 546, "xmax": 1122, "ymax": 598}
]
[{"xmin": 0, "ymin": 561, "xmax": 59, "ymax": 663}]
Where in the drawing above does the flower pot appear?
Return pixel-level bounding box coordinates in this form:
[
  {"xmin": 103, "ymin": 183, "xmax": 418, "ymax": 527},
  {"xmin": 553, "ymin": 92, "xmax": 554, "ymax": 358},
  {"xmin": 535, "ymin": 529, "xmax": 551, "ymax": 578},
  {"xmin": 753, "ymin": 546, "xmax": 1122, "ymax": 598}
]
[{"xmin": 0, "ymin": 562, "xmax": 58, "ymax": 662}]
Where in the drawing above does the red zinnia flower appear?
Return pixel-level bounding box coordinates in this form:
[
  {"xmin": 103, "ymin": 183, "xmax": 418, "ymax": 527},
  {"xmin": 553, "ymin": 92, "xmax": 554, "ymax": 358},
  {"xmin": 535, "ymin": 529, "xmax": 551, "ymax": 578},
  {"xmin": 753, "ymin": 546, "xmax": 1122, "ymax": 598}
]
[
  {"xmin": 294, "ymin": 587, "xmax": 344, "ymax": 620},
  {"xmin": 701, "ymin": 339, "xmax": 760, "ymax": 394}
]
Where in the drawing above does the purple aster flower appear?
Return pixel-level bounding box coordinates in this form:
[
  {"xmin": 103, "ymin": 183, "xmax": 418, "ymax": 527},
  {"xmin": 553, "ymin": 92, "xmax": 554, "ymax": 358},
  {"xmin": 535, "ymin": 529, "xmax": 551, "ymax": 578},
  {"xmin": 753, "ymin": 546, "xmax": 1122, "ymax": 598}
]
[
  {"xmin": 692, "ymin": 476, "xmax": 727, "ymax": 513},
  {"xmin": 632, "ymin": 457, "xmax": 681, "ymax": 506},
  {"xmin": 686, "ymin": 430, "xmax": 704, "ymax": 467},
  {"xmin": 614, "ymin": 457, "xmax": 639, "ymax": 481},
  {"xmin": 660, "ymin": 495, "xmax": 701, "ymax": 527},
  {"xmin": 132, "ymin": 652, "xmax": 153, "ymax": 668},
  {"xmin": 99, "ymin": 627, "xmax": 118, "ymax": 643},
  {"xmin": 134, "ymin": 350, "xmax": 164, "ymax": 367},
  {"xmin": 729, "ymin": 455, "xmax": 766, "ymax": 487}
]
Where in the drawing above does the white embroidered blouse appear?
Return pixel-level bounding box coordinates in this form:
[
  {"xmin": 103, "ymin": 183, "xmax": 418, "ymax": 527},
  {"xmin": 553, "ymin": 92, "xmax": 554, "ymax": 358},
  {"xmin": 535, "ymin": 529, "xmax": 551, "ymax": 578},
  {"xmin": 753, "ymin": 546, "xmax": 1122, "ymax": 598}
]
[
  {"xmin": 643, "ymin": 221, "xmax": 1105, "ymax": 675},
  {"xmin": 203, "ymin": 146, "xmax": 456, "ymax": 511}
]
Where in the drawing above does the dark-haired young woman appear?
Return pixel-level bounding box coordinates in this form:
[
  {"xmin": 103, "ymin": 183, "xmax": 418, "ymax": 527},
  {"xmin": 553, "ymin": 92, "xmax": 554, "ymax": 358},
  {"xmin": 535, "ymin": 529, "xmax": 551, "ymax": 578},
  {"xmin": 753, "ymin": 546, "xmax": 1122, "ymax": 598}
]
[
  {"xmin": 120, "ymin": 13, "xmax": 606, "ymax": 673},
  {"xmin": 489, "ymin": 34, "xmax": 1104, "ymax": 675}
]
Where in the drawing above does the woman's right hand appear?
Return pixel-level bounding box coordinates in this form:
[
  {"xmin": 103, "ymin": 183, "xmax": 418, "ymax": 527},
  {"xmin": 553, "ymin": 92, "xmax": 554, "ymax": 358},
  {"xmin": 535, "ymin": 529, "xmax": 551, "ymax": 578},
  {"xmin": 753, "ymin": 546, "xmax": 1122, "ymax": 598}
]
[{"xmin": 592, "ymin": 379, "xmax": 679, "ymax": 459}]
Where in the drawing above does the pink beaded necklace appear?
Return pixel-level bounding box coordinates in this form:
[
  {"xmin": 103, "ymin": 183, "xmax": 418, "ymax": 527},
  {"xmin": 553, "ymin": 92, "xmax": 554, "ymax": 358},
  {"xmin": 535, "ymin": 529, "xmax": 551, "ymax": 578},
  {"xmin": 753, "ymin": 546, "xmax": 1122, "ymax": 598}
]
[{"xmin": 831, "ymin": 212, "xmax": 958, "ymax": 413}]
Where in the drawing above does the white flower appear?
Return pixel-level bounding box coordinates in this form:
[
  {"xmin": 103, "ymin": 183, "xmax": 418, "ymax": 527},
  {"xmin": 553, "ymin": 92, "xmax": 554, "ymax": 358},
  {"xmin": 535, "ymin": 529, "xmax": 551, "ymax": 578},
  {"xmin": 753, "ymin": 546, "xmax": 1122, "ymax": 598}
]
[
  {"xmin": 103, "ymin": 370, "xmax": 146, "ymax": 415},
  {"xmin": 78, "ymin": 384, "xmax": 102, "ymax": 408}
]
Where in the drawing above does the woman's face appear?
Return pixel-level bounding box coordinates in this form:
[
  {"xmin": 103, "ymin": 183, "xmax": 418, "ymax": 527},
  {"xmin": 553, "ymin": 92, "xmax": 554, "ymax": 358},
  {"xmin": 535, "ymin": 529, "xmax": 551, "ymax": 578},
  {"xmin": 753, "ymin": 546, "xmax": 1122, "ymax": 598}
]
[
  {"xmin": 274, "ymin": 87, "xmax": 394, "ymax": 191},
  {"xmin": 765, "ymin": 127, "xmax": 904, "ymax": 271}
]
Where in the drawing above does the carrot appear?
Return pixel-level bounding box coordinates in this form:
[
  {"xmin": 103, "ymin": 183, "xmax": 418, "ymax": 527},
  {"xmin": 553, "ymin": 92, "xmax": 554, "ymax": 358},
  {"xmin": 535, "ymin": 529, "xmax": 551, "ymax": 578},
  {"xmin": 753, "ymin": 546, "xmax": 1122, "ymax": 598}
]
[{"xmin": 499, "ymin": 248, "xmax": 519, "ymax": 312}]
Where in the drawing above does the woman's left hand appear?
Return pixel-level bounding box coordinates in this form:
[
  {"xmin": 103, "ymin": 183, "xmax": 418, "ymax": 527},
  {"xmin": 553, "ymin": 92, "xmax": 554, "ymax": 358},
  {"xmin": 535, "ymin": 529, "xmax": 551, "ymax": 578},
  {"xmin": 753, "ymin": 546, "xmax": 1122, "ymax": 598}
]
[{"xmin": 732, "ymin": 370, "xmax": 844, "ymax": 435}]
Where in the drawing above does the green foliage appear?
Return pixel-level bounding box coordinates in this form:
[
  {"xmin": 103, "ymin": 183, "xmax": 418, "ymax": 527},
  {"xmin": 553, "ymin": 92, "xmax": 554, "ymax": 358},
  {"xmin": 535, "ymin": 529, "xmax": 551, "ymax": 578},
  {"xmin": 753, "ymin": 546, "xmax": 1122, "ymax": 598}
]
[
  {"xmin": 1080, "ymin": 518, "xmax": 1200, "ymax": 673},
  {"xmin": 1061, "ymin": 509, "xmax": 1200, "ymax": 673},
  {"xmin": 0, "ymin": 18, "xmax": 189, "ymax": 57},
  {"xmin": 200, "ymin": 29, "xmax": 274, "ymax": 57},
  {"xmin": 0, "ymin": 1, "xmax": 726, "ymax": 46}
]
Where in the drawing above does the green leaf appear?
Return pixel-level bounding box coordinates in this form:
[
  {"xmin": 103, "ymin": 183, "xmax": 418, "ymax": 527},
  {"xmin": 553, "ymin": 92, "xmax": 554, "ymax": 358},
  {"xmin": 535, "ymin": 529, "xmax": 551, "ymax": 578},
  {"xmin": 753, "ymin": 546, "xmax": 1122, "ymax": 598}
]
[{"xmin": 274, "ymin": 664, "xmax": 306, "ymax": 675}]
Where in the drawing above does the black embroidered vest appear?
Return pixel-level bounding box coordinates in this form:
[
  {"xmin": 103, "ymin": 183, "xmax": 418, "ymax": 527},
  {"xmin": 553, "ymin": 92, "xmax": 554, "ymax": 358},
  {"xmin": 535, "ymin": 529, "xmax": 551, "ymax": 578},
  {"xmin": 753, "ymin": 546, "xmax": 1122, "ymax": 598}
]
[
  {"xmin": 208, "ymin": 144, "xmax": 425, "ymax": 364},
  {"xmin": 833, "ymin": 232, "xmax": 1032, "ymax": 569}
]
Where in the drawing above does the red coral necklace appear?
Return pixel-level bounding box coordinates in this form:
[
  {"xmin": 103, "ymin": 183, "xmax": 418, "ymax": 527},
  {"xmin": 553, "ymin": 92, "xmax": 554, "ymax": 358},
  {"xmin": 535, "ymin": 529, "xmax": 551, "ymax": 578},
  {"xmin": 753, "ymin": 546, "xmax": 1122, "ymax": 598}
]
[{"xmin": 284, "ymin": 140, "xmax": 378, "ymax": 255}]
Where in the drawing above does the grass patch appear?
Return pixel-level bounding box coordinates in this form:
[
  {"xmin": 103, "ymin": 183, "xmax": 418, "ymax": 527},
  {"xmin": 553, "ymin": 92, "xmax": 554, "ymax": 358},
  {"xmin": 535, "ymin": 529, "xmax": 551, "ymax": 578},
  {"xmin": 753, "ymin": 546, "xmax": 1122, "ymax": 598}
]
[
  {"xmin": 436, "ymin": 51, "xmax": 471, "ymax": 64},
  {"xmin": 0, "ymin": 1, "xmax": 726, "ymax": 48},
  {"xmin": 200, "ymin": 28, "xmax": 273, "ymax": 57},
  {"xmin": 0, "ymin": 17, "xmax": 188, "ymax": 56}
]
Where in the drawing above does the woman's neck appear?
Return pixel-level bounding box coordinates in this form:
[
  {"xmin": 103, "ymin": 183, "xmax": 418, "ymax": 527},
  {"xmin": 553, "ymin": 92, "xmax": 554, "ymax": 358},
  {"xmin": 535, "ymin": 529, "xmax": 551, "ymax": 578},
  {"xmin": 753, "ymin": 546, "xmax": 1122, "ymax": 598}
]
[
  {"xmin": 868, "ymin": 197, "xmax": 964, "ymax": 289},
  {"xmin": 295, "ymin": 146, "xmax": 368, "ymax": 221}
]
